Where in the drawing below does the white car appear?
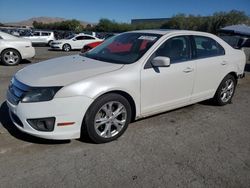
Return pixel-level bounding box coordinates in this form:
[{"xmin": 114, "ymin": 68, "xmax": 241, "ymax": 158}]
[
  {"xmin": 50, "ymin": 34, "xmax": 102, "ymax": 51},
  {"xmin": 23, "ymin": 31, "xmax": 55, "ymax": 46},
  {"xmin": 0, "ymin": 31, "xmax": 35, "ymax": 66},
  {"xmin": 7, "ymin": 30, "xmax": 246, "ymax": 143}
]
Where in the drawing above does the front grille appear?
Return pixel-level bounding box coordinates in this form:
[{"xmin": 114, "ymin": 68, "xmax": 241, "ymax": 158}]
[{"xmin": 7, "ymin": 78, "xmax": 31, "ymax": 105}]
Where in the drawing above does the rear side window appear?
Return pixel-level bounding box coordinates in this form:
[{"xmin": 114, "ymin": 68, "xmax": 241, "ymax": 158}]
[
  {"xmin": 82, "ymin": 36, "xmax": 95, "ymax": 40},
  {"xmin": 193, "ymin": 36, "xmax": 225, "ymax": 58},
  {"xmin": 41, "ymin": 32, "xmax": 49, "ymax": 36}
]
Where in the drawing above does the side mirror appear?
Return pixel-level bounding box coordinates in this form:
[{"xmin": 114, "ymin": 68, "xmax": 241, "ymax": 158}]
[
  {"xmin": 72, "ymin": 38, "xmax": 77, "ymax": 41},
  {"xmin": 151, "ymin": 56, "xmax": 170, "ymax": 67}
]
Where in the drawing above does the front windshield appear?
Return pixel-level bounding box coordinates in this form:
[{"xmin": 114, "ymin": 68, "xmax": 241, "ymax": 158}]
[{"xmin": 82, "ymin": 32, "xmax": 162, "ymax": 64}]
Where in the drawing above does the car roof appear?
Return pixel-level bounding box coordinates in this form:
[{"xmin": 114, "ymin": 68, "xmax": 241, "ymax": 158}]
[
  {"xmin": 129, "ymin": 29, "xmax": 214, "ymax": 36},
  {"xmin": 76, "ymin": 34, "xmax": 96, "ymax": 37}
]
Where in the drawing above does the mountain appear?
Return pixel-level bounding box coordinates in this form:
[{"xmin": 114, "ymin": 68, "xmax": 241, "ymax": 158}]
[{"xmin": 5, "ymin": 17, "xmax": 91, "ymax": 27}]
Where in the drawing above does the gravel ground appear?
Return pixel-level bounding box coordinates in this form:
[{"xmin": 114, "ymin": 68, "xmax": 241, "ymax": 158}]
[{"xmin": 0, "ymin": 47, "xmax": 250, "ymax": 188}]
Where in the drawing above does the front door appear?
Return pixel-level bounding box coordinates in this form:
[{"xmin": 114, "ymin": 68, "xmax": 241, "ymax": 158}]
[{"xmin": 141, "ymin": 36, "xmax": 195, "ymax": 116}]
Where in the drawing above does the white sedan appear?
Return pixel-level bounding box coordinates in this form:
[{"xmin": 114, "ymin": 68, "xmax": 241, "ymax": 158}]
[
  {"xmin": 0, "ymin": 31, "xmax": 35, "ymax": 66},
  {"xmin": 7, "ymin": 30, "xmax": 246, "ymax": 143},
  {"xmin": 50, "ymin": 34, "xmax": 102, "ymax": 51}
]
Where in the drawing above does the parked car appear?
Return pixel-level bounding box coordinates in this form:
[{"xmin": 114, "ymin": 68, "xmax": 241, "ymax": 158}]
[
  {"xmin": 50, "ymin": 34, "xmax": 102, "ymax": 51},
  {"xmin": 81, "ymin": 33, "xmax": 115, "ymax": 53},
  {"xmin": 0, "ymin": 31, "xmax": 35, "ymax": 66},
  {"xmin": 220, "ymin": 35, "xmax": 250, "ymax": 64},
  {"xmin": 23, "ymin": 31, "xmax": 55, "ymax": 46},
  {"xmin": 81, "ymin": 41, "xmax": 103, "ymax": 53},
  {"xmin": 7, "ymin": 30, "xmax": 245, "ymax": 143}
]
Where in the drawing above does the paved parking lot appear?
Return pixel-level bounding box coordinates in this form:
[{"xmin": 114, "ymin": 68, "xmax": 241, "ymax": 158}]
[{"xmin": 0, "ymin": 47, "xmax": 250, "ymax": 188}]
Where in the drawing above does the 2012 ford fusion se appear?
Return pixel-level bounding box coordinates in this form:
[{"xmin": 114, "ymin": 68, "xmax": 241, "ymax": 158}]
[{"xmin": 7, "ymin": 30, "xmax": 246, "ymax": 143}]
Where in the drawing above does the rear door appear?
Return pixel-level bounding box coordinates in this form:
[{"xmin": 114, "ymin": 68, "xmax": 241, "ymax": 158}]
[
  {"xmin": 40, "ymin": 32, "xmax": 50, "ymax": 43},
  {"xmin": 190, "ymin": 35, "xmax": 227, "ymax": 101}
]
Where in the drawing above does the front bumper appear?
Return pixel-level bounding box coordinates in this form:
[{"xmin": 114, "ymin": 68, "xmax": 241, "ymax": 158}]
[
  {"xmin": 22, "ymin": 46, "xmax": 35, "ymax": 59},
  {"xmin": 7, "ymin": 96, "xmax": 93, "ymax": 140},
  {"xmin": 50, "ymin": 44, "xmax": 63, "ymax": 50}
]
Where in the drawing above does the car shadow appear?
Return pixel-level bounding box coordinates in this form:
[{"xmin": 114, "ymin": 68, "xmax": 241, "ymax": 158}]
[
  {"xmin": 48, "ymin": 49, "xmax": 80, "ymax": 52},
  {"xmin": 19, "ymin": 59, "xmax": 32, "ymax": 65},
  {"xmin": 0, "ymin": 59, "xmax": 32, "ymax": 66},
  {"xmin": 0, "ymin": 101, "xmax": 70, "ymax": 145}
]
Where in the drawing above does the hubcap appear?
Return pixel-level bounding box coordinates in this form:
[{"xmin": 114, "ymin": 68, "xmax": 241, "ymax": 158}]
[
  {"xmin": 64, "ymin": 45, "xmax": 70, "ymax": 51},
  {"xmin": 220, "ymin": 79, "xmax": 234, "ymax": 103},
  {"xmin": 94, "ymin": 101, "xmax": 127, "ymax": 138},
  {"xmin": 3, "ymin": 51, "xmax": 19, "ymax": 64}
]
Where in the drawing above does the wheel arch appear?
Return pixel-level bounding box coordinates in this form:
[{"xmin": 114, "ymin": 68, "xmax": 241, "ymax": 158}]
[
  {"xmin": 89, "ymin": 90, "xmax": 137, "ymax": 122},
  {"xmin": 1, "ymin": 48, "xmax": 22, "ymax": 59},
  {"xmin": 228, "ymin": 71, "xmax": 238, "ymax": 83},
  {"xmin": 63, "ymin": 43, "xmax": 72, "ymax": 50}
]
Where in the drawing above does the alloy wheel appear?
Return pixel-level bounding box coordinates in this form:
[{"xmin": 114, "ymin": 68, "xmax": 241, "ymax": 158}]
[{"xmin": 94, "ymin": 101, "xmax": 127, "ymax": 138}]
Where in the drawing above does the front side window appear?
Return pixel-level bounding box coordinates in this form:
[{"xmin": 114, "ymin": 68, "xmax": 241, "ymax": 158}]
[
  {"xmin": 194, "ymin": 36, "xmax": 225, "ymax": 58},
  {"xmin": 33, "ymin": 32, "xmax": 40, "ymax": 36},
  {"xmin": 152, "ymin": 36, "xmax": 191, "ymax": 64},
  {"xmin": 83, "ymin": 33, "xmax": 162, "ymax": 64}
]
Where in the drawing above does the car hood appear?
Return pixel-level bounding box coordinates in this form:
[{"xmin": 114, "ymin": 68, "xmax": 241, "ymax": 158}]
[{"xmin": 15, "ymin": 55, "xmax": 123, "ymax": 87}]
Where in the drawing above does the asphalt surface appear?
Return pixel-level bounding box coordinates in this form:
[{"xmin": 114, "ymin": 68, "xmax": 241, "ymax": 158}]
[{"xmin": 0, "ymin": 47, "xmax": 250, "ymax": 188}]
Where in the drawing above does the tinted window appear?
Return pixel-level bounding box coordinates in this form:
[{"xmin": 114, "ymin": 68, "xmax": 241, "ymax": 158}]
[
  {"xmin": 33, "ymin": 32, "xmax": 40, "ymax": 36},
  {"xmin": 242, "ymin": 39, "xmax": 250, "ymax": 48},
  {"xmin": 41, "ymin": 32, "xmax": 49, "ymax": 36},
  {"xmin": 82, "ymin": 36, "xmax": 95, "ymax": 40},
  {"xmin": 194, "ymin": 36, "xmax": 225, "ymax": 58},
  {"xmin": 154, "ymin": 36, "xmax": 191, "ymax": 63},
  {"xmin": 0, "ymin": 36, "xmax": 2, "ymax": 39},
  {"xmin": 75, "ymin": 36, "xmax": 85, "ymax": 40},
  {"xmin": 83, "ymin": 33, "xmax": 161, "ymax": 64}
]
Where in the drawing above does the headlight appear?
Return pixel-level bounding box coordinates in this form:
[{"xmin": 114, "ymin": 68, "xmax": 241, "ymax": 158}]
[{"xmin": 21, "ymin": 87, "xmax": 62, "ymax": 103}]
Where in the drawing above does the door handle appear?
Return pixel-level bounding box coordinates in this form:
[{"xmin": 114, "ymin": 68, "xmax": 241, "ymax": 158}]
[
  {"xmin": 183, "ymin": 67, "xmax": 194, "ymax": 73},
  {"xmin": 221, "ymin": 60, "xmax": 228, "ymax": 65}
]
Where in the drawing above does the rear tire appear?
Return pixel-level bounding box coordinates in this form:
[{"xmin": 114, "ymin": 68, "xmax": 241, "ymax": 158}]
[
  {"xmin": 83, "ymin": 93, "xmax": 132, "ymax": 144},
  {"xmin": 213, "ymin": 74, "xmax": 237, "ymax": 106},
  {"xmin": 1, "ymin": 49, "xmax": 21, "ymax": 66},
  {"xmin": 62, "ymin": 44, "xmax": 71, "ymax": 52}
]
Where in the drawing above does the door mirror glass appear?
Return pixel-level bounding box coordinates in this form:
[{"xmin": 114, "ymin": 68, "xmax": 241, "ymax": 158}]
[{"xmin": 151, "ymin": 56, "xmax": 170, "ymax": 67}]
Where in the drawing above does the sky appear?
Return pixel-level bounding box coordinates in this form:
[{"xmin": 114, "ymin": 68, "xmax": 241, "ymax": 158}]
[{"xmin": 0, "ymin": 0, "xmax": 249, "ymax": 23}]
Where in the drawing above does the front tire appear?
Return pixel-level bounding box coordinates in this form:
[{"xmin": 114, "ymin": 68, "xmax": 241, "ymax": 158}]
[
  {"xmin": 48, "ymin": 40, "xmax": 53, "ymax": 46},
  {"xmin": 62, "ymin": 44, "xmax": 71, "ymax": 52},
  {"xmin": 1, "ymin": 49, "xmax": 21, "ymax": 66},
  {"xmin": 84, "ymin": 93, "xmax": 132, "ymax": 143},
  {"xmin": 213, "ymin": 74, "xmax": 237, "ymax": 106}
]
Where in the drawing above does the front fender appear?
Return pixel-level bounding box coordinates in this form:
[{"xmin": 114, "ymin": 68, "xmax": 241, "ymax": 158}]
[{"xmin": 55, "ymin": 66, "xmax": 141, "ymax": 116}]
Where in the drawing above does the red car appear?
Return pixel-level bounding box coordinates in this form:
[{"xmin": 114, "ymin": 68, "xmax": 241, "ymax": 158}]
[
  {"xmin": 81, "ymin": 41, "xmax": 103, "ymax": 53},
  {"xmin": 81, "ymin": 39, "xmax": 150, "ymax": 54}
]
